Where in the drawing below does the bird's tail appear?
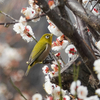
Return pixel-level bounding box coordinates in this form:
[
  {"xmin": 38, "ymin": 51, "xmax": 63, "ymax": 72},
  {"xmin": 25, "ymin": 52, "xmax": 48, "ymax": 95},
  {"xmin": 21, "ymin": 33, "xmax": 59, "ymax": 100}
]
[{"xmin": 25, "ymin": 65, "xmax": 31, "ymax": 76}]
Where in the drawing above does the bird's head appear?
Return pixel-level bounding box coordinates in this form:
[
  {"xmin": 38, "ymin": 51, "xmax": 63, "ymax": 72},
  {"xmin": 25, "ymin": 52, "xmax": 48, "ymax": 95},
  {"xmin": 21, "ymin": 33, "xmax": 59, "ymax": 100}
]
[{"xmin": 41, "ymin": 33, "xmax": 53, "ymax": 45}]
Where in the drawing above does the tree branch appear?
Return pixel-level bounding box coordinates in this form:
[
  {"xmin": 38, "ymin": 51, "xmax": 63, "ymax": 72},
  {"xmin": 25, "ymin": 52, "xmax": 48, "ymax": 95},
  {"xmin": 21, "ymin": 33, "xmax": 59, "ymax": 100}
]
[{"xmin": 65, "ymin": 0, "xmax": 100, "ymax": 34}]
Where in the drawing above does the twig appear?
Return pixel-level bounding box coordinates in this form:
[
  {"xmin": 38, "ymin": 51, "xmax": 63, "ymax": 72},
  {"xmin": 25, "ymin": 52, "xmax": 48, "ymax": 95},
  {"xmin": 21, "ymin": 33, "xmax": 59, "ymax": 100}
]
[
  {"xmin": 26, "ymin": 13, "xmax": 46, "ymax": 22},
  {"xmin": 0, "ymin": 22, "xmax": 17, "ymax": 25},
  {"xmin": 9, "ymin": 77, "xmax": 27, "ymax": 100},
  {"xmin": 29, "ymin": 34, "xmax": 38, "ymax": 43},
  {"xmin": 0, "ymin": 11, "xmax": 18, "ymax": 21},
  {"xmin": 84, "ymin": 0, "xmax": 91, "ymax": 8},
  {"xmin": 0, "ymin": 13, "xmax": 46, "ymax": 26}
]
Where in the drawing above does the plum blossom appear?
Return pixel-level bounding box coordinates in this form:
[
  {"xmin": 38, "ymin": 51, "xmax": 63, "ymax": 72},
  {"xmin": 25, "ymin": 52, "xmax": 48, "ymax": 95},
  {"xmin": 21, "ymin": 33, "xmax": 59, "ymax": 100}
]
[
  {"xmin": 28, "ymin": 0, "xmax": 42, "ymax": 22},
  {"xmin": 47, "ymin": 18, "xmax": 63, "ymax": 37},
  {"xmin": 52, "ymin": 35, "xmax": 68, "ymax": 51},
  {"xmin": 21, "ymin": 7, "xmax": 36, "ymax": 19},
  {"xmin": 19, "ymin": 16, "xmax": 27, "ymax": 26},
  {"xmin": 21, "ymin": 25, "xmax": 35, "ymax": 42},
  {"xmin": 44, "ymin": 81, "xmax": 53, "ymax": 95},
  {"xmin": 63, "ymin": 95, "xmax": 70, "ymax": 100},
  {"xmin": 70, "ymin": 80, "xmax": 81, "ymax": 95},
  {"xmin": 96, "ymin": 40, "xmax": 100, "ymax": 50},
  {"xmin": 29, "ymin": 0, "xmax": 34, "ymax": 5},
  {"xmin": 90, "ymin": 5, "xmax": 100, "ymax": 16},
  {"xmin": 77, "ymin": 85, "xmax": 88, "ymax": 99},
  {"xmin": 32, "ymin": 93, "xmax": 42, "ymax": 100},
  {"xmin": 65, "ymin": 44, "xmax": 77, "ymax": 58},
  {"xmin": 95, "ymin": 88, "xmax": 100, "ymax": 96},
  {"xmin": 93, "ymin": 59, "xmax": 100, "ymax": 74},
  {"xmin": 84, "ymin": 95, "xmax": 99, "ymax": 100},
  {"xmin": 47, "ymin": 96, "xmax": 53, "ymax": 100},
  {"xmin": 51, "ymin": 64, "xmax": 59, "ymax": 72},
  {"xmin": 97, "ymin": 73, "xmax": 100, "ymax": 81},
  {"xmin": 13, "ymin": 20, "xmax": 35, "ymax": 42},
  {"xmin": 55, "ymin": 52, "xmax": 61, "ymax": 57},
  {"xmin": 42, "ymin": 65, "xmax": 49, "ymax": 74},
  {"xmin": 13, "ymin": 23, "xmax": 25, "ymax": 34},
  {"xmin": 48, "ymin": 24, "xmax": 63, "ymax": 37},
  {"xmin": 48, "ymin": 0, "xmax": 56, "ymax": 9},
  {"xmin": 52, "ymin": 85, "xmax": 66, "ymax": 100}
]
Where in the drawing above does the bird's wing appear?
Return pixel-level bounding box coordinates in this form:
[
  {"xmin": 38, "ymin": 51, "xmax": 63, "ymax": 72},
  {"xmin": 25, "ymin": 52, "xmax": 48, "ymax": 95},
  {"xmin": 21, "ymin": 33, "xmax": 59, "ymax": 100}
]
[{"xmin": 28, "ymin": 42, "xmax": 47, "ymax": 66}]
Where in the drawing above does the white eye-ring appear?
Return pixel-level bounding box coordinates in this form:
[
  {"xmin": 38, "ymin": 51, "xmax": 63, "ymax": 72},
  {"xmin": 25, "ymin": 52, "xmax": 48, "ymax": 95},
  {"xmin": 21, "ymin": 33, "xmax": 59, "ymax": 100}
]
[{"xmin": 45, "ymin": 35, "xmax": 50, "ymax": 39}]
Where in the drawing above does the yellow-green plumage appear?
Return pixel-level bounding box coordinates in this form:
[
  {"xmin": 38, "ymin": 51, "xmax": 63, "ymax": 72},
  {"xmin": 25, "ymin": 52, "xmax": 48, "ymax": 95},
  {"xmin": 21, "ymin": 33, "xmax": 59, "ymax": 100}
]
[{"xmin": 25, "ymin": 33, "xmax": 53, "ymax": 76}]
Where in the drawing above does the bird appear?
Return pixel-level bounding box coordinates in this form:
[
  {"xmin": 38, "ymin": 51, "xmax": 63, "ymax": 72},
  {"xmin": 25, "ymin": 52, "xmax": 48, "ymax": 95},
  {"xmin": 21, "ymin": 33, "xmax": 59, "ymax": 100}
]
[{"xmin": 25, "ymin": 33, "xmax": 53, "ymax": 76}]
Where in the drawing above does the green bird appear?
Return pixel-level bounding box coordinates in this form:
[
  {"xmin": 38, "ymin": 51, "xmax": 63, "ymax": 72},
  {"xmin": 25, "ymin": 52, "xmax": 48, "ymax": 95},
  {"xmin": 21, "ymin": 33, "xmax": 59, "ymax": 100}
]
[{"xmin": 25, "ymin": 33, "xmax": 53, "ymax": 76}]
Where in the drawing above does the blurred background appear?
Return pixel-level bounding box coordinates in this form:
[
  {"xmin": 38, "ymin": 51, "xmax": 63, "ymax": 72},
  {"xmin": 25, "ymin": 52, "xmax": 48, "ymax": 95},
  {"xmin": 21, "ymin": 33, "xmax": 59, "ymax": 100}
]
[{"xmin": 0, "ymin": 0, "xmax": 50, "ymax": 100}]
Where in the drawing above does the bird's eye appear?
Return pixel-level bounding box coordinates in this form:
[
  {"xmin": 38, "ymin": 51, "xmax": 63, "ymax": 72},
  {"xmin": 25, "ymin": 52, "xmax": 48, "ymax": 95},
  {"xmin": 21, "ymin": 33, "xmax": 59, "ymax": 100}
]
[{"xmin": 45, "ymin": 35, "xmax": 50, "ymax": 39}]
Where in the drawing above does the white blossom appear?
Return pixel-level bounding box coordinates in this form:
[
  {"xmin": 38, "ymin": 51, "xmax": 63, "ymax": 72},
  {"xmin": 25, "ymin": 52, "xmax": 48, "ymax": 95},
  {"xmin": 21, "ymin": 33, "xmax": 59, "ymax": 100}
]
[
  {"xmin": 97, "ymin": 73, "xmax": 100, "ymax": 81},
  {"xmin": 63, "ymin": 95, "xmax": 70, "ymax": 100},
  {"xmin": 96, "ymin": 40, "xmax": 100, "ymax": 50},
  {"xmin": 93, "ymin": 59, "xmax": 100, "ymax": 73},
  {"xmin": 47, "ymin": 96, "xmax": 53, "ymax": 100},
  {"xmin": 48, "ymin": 0, "xmax": 56, "ymax": 9},
  {"xmin": 84, "ymin": 95, "xmax": 99, "ymax": 100},
  {"xmin": 52, "ymin": 40, "xmax": 68, "ymax": 51},
  {"xmin": 48, "ymin": 24, "xmax": 63, "ymax": 37},
  {"xmin": 21, "ymin": 25, "xmax": 35, "ymax": 42},
  {"xmin": 42, "ymin": 65, "xmax": 49, "ymax": 74},
  {"xmin": 45, "ymin": 75, "xmax": 51, "ymax": 82},
  {"xmin": 95, "ymin": 88, "xmax": 100, "ymax": 96},
  {"xmin": 70, "ymin": 80, "xmax": 81, "ymax": 95},
  {"xmin": 51, "ymin": 64, "xmax": 58, "ymax": 72},
  {"xmin": 77, "ymin": 85, "xmax": 88, "ymax": 99},
  {"xmin": 44, "ymin": 81, "xmax": 53, "ymax": 95},
  {"xmin": 65, "ymin": 44, "xmax": 77, "ymax": 58},
  {"xmin": 19, "ymin": 16, "xmax": 27, "ymax": 26},
  {"xmin": 21, "ymin": 7, "xmax": 36, "ymax": 19},
  {"xmin": 32, "ymin": 93, "xmax": 42, "ymax": 100},
  {"xmin": 29, "ymin": 0, "xmax": 34, "ymax": 5},
  {"xmin": 53, "ymin": 86, "xmax": 66, "ymax": 100},
  {"xmin": 47, "ymin": 19, "xmax": 63, "ymax": 37},
  {"xmin": 13, "ymin": 23, "xmax": 25, "ymax": 34},
  {"xmin": 90, "ymin": 5, "xmax": 100, "ymax": 16}
]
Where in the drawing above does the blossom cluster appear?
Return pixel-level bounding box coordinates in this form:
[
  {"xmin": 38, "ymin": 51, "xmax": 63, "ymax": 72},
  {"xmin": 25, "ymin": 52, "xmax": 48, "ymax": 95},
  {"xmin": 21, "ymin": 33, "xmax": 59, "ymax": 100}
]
[
  {"xmin": 82, "ymin": 0, "xmax": 100, "ymax": 17},
  {"xmin": 43, "ymin": 75, "xmax": 70, "ymax": 100},
  {"xmin": 42, "ymin": 52, "xmax": 64, "ymax": 76},
  {"xmin": 13, "ymin": 0, "xmax": 42, "ymax": 42}
]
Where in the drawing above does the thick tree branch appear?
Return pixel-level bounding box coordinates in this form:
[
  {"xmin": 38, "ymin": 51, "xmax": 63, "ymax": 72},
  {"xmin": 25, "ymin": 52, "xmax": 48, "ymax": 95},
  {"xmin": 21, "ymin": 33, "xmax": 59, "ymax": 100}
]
[
  {"xmin": 65, "ymin": 0, "xmax": 100, "ymax": 34},
  {"xmin": 76, "ymin": 16, "xmax": 91, "ymax": 47}
]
